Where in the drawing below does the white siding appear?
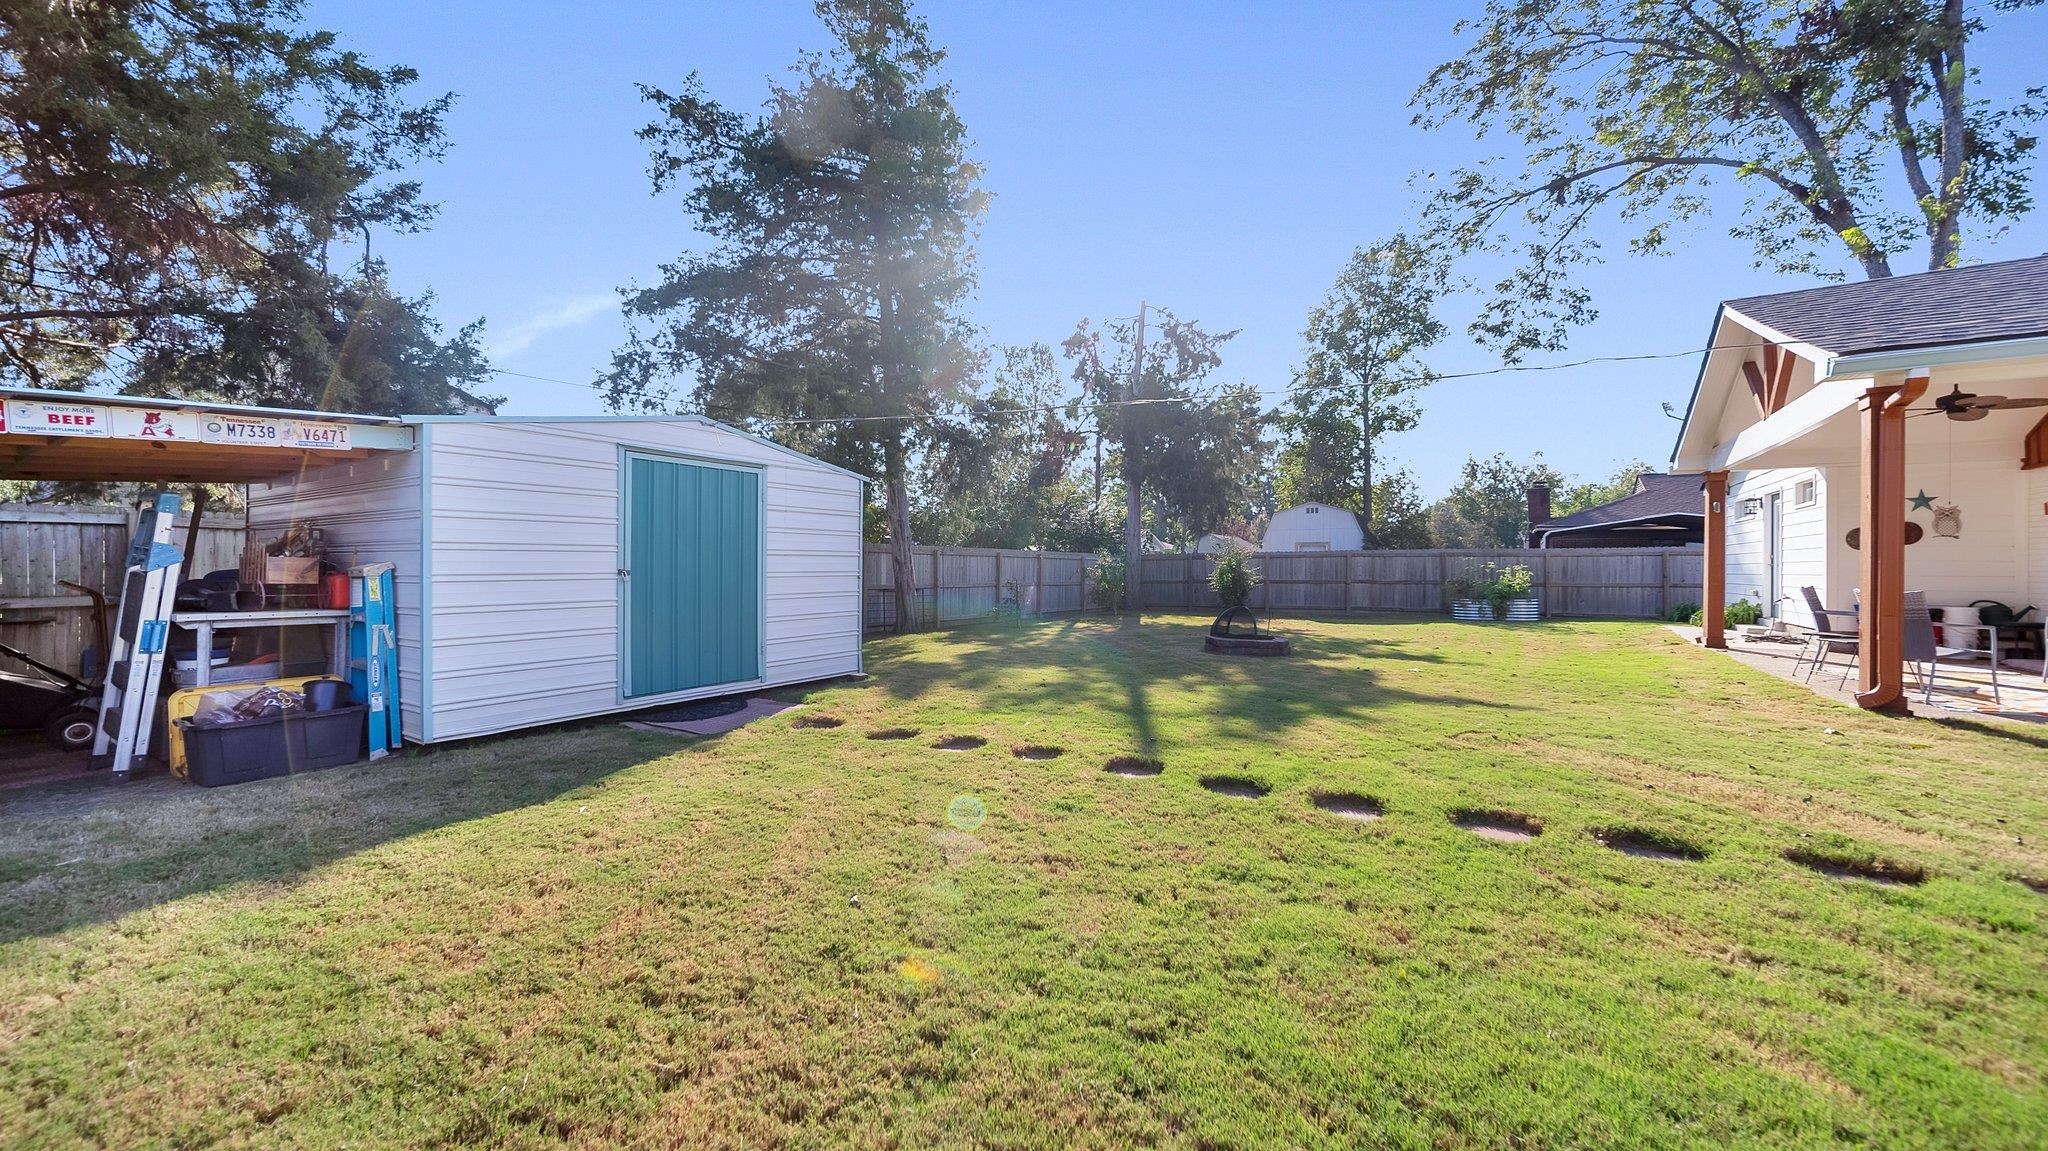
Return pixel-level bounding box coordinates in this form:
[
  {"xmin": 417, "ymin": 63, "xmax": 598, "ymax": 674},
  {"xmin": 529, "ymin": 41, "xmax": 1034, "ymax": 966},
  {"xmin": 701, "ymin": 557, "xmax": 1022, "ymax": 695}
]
[
  {"xmin": 419, "ymin": 419, "xmax": 863, "ymax": 742},
  {"xmin": 1261, "ymin": 503, "xmax": 1364, "ymax": 552},
  {"xmin": 2029, "ymin": 468, "xmax": 2048, "ymax": 612},
  {"xmin": 1724, "ymin": 467, "xmax": 1830, "ymax": 624},
  {"xmin": 1732, "ymin": 458, "xmax": 2035, "ymax": 626},
  {"xmin": 247, "ymin": 451, "xmax": 425, "ymax": 740},
  {"xmin": 1900, "ymin": 456, "xmax": 2028, "ymax": 609}
]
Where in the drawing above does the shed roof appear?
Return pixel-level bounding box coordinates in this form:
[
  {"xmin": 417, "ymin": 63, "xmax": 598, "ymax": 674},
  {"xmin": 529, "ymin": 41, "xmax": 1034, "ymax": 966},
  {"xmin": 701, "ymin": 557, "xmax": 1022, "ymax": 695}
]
[
  {"xmin": 1723, "ymin": 253, "xmax": 2048, "ymax": 357},
  {"xmin": 1532, "ymin": 473, "xmax": 1701, "ymax": 537}
]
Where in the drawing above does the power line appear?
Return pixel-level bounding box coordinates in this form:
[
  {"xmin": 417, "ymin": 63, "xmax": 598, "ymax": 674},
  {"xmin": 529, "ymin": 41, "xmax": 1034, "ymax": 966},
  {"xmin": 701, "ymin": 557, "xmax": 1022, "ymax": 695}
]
[{"xmin": 481, "ymin": 337, "xmax": 1789, "ymax": 427}]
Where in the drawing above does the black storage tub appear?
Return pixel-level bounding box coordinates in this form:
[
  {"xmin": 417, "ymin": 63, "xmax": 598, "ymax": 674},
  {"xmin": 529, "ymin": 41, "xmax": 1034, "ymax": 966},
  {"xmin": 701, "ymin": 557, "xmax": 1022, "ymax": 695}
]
[{"xmin": 179, "ymin": 704, "xmax": 368, "ymax": 788}]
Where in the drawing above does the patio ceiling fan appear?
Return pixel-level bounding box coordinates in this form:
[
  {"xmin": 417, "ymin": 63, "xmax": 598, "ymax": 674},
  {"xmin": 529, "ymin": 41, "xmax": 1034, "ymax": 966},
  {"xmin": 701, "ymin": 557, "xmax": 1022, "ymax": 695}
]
[{"xmin": 1915, "ymin": 384, "xmax": 2048, "ymax": 422}]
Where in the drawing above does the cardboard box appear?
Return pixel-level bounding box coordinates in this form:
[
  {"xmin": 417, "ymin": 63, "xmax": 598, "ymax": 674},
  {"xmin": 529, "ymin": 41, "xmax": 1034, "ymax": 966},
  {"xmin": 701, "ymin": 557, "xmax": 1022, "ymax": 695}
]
[{"xmin": 264, "ymin": 556, "xmax": 320, "ymax": 585}]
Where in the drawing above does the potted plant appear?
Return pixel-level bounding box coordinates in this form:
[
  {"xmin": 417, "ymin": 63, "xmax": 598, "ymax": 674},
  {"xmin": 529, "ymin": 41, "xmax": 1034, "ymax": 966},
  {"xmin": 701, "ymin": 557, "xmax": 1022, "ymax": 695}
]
[
  {"xmin": 1204, "ymin": 544, "xmax": 1290, "ymax": 655},
  {"xmin": 1447, "ymin": 561, "xmax": 1541, "ymax": 621}
]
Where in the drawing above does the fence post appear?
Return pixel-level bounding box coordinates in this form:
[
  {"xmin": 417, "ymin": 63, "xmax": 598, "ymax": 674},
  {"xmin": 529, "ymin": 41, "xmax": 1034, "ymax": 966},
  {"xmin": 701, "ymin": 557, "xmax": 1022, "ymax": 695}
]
[
  {"xmin": 1342, "ymin": 553, "xmax": 1355, "ymax": 615},
  {"xmin": 1658, "ymin": 551, "xmax": 1673, "ymax": 618},
  {"xmin": 930, "ymin": 546, "xmax": 944, "ymax": 628}
]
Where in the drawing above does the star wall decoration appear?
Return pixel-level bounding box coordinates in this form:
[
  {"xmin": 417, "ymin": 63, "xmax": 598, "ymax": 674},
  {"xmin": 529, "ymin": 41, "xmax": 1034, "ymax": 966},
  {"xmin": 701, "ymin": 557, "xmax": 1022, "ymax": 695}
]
[{"xmin": 1908, "ymin": 489, "xmax": 1937, "ymax": 512}]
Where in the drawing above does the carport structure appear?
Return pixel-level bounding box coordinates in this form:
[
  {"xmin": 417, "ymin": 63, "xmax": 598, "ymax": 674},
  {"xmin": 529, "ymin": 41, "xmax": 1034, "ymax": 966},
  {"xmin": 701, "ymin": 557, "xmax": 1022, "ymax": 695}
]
[{"xmin": 1, "ymin": 387, "xmax": 414, "ymax": 486}]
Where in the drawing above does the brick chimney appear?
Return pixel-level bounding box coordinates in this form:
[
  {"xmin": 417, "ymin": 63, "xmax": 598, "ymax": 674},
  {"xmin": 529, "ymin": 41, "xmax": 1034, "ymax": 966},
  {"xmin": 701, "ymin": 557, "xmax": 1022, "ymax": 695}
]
[{"xmin": 1526, "ymin": 483, "xmax": 1552, "ymax": 543}]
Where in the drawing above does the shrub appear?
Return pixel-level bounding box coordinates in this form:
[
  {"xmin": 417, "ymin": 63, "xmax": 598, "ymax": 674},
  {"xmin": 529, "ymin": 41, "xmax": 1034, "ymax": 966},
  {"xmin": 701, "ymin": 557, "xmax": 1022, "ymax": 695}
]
[
  {"xmin": 1666, "ymin": 601, "xmax": 1701, "ymax": 623},
  {"xmin": 1687, "ymin": 599, "xmax": 1762, "ymax": 627},
  {"xmin": 1091, "ymin": 554, "xmax": 1125, "ymax": 613},
  {"xmin": 1209, "ymin": 544, "xmax": 1261, "ymax": 610}
]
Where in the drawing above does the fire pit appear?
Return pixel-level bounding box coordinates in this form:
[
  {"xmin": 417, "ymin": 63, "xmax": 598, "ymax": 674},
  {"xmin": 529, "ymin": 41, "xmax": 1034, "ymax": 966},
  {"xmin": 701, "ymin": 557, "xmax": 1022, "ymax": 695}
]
[{"xmin": 1204, "ymin": 606, "xmax": 1291, "ymax": 656}]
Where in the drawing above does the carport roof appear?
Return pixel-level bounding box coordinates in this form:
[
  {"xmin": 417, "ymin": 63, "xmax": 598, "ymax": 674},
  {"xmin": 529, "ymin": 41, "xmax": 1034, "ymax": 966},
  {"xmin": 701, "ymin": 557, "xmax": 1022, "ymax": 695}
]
[
  {"xmin": 1, "ymin": 387, "xmax": 413, "ymax": 483},
  {"xmin": 1724, "ymin": 253, "xmax": 2048, "ymax": 357}
]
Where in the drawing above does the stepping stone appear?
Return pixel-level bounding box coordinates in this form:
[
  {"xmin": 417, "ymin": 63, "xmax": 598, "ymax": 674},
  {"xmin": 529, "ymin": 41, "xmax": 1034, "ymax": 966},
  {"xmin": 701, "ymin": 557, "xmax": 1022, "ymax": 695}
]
[
  {"xmin": 933, "ymin": 735, "xmax": 986, "ymax": 751},
  {"xmin": 1592, "ymin": 828, "xmax": 1704, "ymax": 862},
  {"xmin": 1312, "ymin": 792, "xmax": 1383, "ymax": 822},
  {"xmin": 1103, "ymin": 755, "xmax": 1163, "ymax": 778},
  {"xmin": 866, "ymin": 727, "xmax": 920, "ymax": 741},
  {"xmin": 1453, "ymin": 809, "xmax": 1542, "ymax": 843},
  {"xmin": 1200, "ymin": 775, "xmax": 1267, "ymax": 800},
  {"xmin": 1011, "ymin": 744, "xmax": 1063, "ymax": 761}
]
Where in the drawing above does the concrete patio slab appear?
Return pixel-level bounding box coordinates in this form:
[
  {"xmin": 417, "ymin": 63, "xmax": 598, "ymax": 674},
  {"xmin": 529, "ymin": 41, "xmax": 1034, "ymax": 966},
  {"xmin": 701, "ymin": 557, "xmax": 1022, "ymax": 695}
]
[{"xmin": 1671, "ymin": 625, "xmax": 2048, "ymax": 723}]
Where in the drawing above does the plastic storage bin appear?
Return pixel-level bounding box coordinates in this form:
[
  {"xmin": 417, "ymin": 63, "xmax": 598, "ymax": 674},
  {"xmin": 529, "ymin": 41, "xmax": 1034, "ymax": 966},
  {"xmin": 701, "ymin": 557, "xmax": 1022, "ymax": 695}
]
[{"xmin": 178, "ymin": 704, "xmax": 367, "ymax": 787}]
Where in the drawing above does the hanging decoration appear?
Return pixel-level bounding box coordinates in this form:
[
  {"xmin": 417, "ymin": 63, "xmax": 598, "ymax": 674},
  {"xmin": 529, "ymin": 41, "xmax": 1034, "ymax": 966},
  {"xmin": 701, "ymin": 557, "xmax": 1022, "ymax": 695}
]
[
  {"xmin": 1932, "ymin": 503, "xmax": 1963, "ymax": 538},
  {"xmin": 1907, "ymin": 489, "xmax": 1937, "ymax": 512}
]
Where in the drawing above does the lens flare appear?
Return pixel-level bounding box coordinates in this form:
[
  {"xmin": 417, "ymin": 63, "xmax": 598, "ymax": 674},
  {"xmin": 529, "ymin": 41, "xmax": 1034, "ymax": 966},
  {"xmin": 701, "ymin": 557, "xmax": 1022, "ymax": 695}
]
[
  {"xmin": 898, "ymin": 954, "xmax": 943, "ymax": 986},
  {"xmin": 947, "ymin": 794, "xmax": 986, "ymax": 831}
]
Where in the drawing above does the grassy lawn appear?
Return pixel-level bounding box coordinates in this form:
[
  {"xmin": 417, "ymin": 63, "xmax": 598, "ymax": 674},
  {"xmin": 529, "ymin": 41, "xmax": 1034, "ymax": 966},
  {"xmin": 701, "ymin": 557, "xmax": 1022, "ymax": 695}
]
[{"xmin": 2, "ymin": 614, "xmax": 2045, "ymax": 1149}]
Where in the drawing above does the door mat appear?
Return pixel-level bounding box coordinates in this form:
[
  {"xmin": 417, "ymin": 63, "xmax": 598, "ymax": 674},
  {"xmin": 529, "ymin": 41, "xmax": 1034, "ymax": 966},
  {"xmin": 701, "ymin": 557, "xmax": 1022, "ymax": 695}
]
[{"xmin": 624, "ymin": 696, "xmax": 794, "ymax": 736}]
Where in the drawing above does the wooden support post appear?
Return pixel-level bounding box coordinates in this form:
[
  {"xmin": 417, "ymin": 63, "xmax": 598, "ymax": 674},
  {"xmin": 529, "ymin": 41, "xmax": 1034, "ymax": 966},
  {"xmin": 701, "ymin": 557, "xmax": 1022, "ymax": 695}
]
[
  {"xmin": 1854, "ymin": 370, "xmax": 1929, "ymax": 712},
  {"xmin": 1702, "ymin": 471, "xmax": 1729, "ymax": 649},
  {"xmin": 1035, "ymin": 551, "xmax": 1045, "ymax": 616}
]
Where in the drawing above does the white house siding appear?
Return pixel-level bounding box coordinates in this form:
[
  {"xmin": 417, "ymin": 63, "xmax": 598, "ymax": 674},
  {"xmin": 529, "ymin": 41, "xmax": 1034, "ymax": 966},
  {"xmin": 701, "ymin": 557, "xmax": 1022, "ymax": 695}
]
[
  {"xmin": 247, "ymin": 451, "xmax": 426, "ymax": 740},
  {"xmin": 1261, "ymin": 503, "xmax": 1364, "ymax": 552},
  {"xmin": 1728, "ymin": 457, "xmax": 2033, "ymax": 628},
  {"xmin": 1900, "ymin": 455, "xmax": 2028, "ymax": 609},
  {"xmin": 418, "ymin": 419, "xmax": 863, "ymax": 742},
  {"xmin": 2029, "ymin": 467, "xmax": 2048, "ymax": 611},
  {"xmin": 1724, "ymin": 468, "xmax": 1830, "ymax": 624}
]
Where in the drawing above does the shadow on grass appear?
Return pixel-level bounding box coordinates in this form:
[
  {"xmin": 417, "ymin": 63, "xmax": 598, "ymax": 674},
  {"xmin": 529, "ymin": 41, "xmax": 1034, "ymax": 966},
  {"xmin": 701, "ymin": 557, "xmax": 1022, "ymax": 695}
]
[
  {"xmin": 869, "ymin": 613, "xmax": 1509, "ymax": 756},
  {"xmin": 0, "ymin": 724, "xmax": 687, "ymax": 947},
  {"xmin": 1928, "ymin": 716, "xmax": 2048, "ymax": 749}
]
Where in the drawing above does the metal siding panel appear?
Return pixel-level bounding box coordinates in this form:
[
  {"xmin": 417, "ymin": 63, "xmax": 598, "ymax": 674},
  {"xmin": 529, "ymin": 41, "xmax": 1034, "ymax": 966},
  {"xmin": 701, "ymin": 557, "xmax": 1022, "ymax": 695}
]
[{"xmin": 418, "ymin": 421, "xmax": 859, "ymax": 741}]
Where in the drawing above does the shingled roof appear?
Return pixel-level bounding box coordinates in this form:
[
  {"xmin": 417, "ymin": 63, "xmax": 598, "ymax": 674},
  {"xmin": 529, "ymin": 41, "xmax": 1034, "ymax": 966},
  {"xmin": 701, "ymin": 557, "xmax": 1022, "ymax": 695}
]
[
  {"xmin": 1532, "ymin": 472, "xmax": 1701, "ymax": 537},
  {"xmin": 1723, "ymin": 253, "xmax": 2048, "ymax": 357}
]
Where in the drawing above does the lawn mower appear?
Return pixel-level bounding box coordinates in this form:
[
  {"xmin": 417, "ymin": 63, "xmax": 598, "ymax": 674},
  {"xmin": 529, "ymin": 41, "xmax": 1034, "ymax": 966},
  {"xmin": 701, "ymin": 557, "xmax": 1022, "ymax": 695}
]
[{"xmin": 0, "ymin": 580, "xmax": 106, "ymax": 751}]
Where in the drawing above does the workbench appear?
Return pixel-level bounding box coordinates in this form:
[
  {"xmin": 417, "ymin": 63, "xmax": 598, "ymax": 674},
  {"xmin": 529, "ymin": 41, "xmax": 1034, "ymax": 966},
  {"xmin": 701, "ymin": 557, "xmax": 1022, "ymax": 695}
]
[{"xmin": 169, "ymin": 609, "xmax": 350, "ymax": 688}]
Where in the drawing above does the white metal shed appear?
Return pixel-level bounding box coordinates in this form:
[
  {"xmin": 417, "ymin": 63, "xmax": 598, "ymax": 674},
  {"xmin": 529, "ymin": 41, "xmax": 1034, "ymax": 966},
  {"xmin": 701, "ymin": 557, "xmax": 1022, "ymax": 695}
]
[
  {"xmin": 1260, "ymin": 503, "xmax": 1364, "ymax": 552},
  {"xmin": 248, "ymin": 415, "xmax": 867, "ymax": 743}
]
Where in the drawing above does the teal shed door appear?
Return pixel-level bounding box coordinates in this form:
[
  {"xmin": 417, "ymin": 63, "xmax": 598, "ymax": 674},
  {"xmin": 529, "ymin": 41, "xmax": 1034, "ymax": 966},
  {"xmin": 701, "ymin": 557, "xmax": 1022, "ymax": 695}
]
[{"xmin": 624, "ymin": 455, "xmax": 762, "ymax": 697}]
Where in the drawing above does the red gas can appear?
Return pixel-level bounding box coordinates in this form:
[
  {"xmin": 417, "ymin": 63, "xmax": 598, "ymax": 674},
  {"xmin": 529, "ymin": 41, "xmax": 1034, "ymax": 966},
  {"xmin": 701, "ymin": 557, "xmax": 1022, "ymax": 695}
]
[{"xmin": 319, "ymin": 571, "xmax": 350, "ymax": 610}]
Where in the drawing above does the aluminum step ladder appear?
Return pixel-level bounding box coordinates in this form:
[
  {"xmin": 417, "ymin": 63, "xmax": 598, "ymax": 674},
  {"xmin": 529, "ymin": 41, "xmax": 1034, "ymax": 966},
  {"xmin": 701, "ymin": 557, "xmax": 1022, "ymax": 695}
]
[
  {"xmin": 349, "ymin": 562, "xmax": 400, "ymax": 758},
  {"xmin": 92, "ymin": 492, "xmax": 186, "ymax": 777}
]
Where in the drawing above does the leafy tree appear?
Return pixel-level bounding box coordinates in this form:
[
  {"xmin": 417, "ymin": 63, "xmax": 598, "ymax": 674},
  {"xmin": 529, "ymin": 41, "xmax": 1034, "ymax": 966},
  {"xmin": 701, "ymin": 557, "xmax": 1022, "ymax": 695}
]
[
  {"xmin": 1369, "ymin": 467, "xmax": 1435, "ymax": 548},
  {"xmin": 914, "ymin": 344, "xmax": 1108, "ymax": 550},
  {"xmin": 0, "ymin": 0, "xmax": 488, "ymax": 411},
  {"xmin": 1063, "ymin": 309, "xmax": 1267, "ymax": 605},
  {"xmin": 605, "ymin": 0, "xmax": 987, "ymax": 628},
  {"xmin": 1274, "ymin": 235, "xmax": 1446, "ymax": 537},
  {"xmin": 1428, "ymin": 453, "xmax": 1568, "ymax": 547},
  {"xmin": 1414, "ymin": 0, "xmax": 2046, "ymax": 359},
  {"xmin": 1559, "ymin": 459, "xmax": 1656, "ymax": 516}
]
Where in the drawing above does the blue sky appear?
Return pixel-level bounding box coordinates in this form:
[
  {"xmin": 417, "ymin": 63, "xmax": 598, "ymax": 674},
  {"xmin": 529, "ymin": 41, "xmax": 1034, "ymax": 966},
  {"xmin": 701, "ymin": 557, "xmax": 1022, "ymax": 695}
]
[{"xmin": 310, "ymin": 1, "xmax": 2048, "ymax": 498}]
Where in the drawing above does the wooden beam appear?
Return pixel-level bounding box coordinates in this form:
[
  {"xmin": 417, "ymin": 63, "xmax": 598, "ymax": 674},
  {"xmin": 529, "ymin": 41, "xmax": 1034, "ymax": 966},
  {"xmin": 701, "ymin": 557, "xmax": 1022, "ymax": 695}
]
[
  {"xmin": 1770, "ymin": 343, "xmax": 1795, "ymax": 412},
  {"xmin": 1701, "ymin": 470, "xmax": 1729, "ymax": 650},
  {"xmin": 1742, "ymin": 360, "xmax": 1771, "ymax": 416},
  {"xmin": 1853, "ymin": 370, "xmax": 1929, "ymax": 712}
]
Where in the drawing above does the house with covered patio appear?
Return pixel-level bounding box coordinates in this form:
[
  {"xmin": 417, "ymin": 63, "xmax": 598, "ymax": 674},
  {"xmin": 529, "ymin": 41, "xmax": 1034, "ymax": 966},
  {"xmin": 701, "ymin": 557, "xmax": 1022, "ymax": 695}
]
[{"xmin": 1670, "ymin": 253, "xmax": 2048, "ymax": 714}]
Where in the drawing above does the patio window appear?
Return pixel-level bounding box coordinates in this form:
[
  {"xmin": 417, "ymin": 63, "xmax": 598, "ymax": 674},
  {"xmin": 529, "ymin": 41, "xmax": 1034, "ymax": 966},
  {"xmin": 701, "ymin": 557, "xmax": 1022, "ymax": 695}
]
[{"xmin": 1793, "ymin": 478, "xmax": 1817, "ymax": 508}]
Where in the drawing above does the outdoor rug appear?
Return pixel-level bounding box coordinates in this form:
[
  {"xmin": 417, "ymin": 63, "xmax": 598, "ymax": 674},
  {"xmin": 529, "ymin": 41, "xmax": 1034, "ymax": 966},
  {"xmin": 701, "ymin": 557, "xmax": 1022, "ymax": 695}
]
[{"xmin": 623, "ymin": 696, "xmax": 794, "ymax": 736}]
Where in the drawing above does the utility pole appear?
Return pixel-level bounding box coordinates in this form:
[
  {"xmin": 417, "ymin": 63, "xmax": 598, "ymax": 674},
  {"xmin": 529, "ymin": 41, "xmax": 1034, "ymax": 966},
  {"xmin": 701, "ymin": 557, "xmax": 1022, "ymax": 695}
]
[
  {"xmin": 1123, "ymin": 301, "xmax": 1147, "ymax": 611},
  {"xmin": 1358, "ymin": 365, "xmax": 1374, "ymax": 548}
]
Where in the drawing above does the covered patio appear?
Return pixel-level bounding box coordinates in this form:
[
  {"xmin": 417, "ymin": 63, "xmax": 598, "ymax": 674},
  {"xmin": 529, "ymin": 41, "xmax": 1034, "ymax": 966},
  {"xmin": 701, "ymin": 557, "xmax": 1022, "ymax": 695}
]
[{"xmin": 1671, "ymin": 255, "xmax": 2048, "ymax": 715}]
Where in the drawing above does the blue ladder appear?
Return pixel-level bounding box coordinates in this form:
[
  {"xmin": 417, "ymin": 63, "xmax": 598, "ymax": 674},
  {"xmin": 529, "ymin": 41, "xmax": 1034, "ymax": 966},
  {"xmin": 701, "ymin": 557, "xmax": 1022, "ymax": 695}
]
[{"xmin": 349, "ymin": 563, "xmax": 400, "ymax": 758}]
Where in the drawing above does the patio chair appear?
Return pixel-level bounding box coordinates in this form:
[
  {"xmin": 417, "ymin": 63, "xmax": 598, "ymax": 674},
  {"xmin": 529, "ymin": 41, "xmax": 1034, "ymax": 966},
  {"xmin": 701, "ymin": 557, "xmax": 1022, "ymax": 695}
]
[
  {"xmin": 1905, "ymin": 591, "xmax": 2001, "ymax": 706},
  {"xmin": 1793, "ymin": 585, "xmax": 1860, "ymax": 683}
]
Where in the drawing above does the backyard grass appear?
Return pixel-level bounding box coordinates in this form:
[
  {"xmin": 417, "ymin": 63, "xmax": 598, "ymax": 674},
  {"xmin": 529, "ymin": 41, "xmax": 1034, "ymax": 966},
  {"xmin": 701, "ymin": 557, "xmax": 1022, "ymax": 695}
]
[{"xmin": 2, "ymin": 613, "xmax": 2046, "ymax": 1149}]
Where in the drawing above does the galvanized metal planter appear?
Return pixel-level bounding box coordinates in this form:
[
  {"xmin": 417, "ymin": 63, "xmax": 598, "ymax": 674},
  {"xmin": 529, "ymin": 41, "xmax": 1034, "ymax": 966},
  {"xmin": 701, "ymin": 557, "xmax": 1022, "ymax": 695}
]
[{"xmin": 1450, "ymin": 598, "xmax": 1542, "ymax": 622}]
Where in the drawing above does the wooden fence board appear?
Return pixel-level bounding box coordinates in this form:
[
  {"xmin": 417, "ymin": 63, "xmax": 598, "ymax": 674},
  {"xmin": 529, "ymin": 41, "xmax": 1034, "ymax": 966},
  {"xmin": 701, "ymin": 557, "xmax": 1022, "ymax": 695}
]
[{"xmin": 1, "ymin": 504, "xmax": 249, "ymax": 674}]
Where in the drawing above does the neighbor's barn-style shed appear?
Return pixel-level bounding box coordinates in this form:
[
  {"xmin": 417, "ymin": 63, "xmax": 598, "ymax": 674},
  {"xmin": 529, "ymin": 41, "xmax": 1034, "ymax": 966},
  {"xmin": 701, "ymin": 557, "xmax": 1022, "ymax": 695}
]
[
  {"xmin": 247, "ymin": 415, "xmax": 866, "ymax": 743},
  {"xmin": 1260, "ymin": 503, "xmax": 1365, "ymax": 552}
]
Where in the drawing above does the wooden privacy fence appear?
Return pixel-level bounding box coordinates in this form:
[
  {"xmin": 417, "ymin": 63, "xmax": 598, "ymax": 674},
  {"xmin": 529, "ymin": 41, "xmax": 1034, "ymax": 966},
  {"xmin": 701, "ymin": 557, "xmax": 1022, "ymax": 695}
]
[
  {"xmin": 865, "ymin": 545, "xmax": 1103, "ymax": 630},
  {"xmin": 864, "ymin": 543, "xmax": 1702, "ymax": 631},
  {"xmin": 1138, "ymin": 547, "xmax": 1704, "ymax": 620},
  {"xmin": 0, "ymin": 504, "xmax": 248, "ymax": 675}
]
